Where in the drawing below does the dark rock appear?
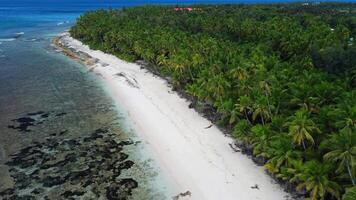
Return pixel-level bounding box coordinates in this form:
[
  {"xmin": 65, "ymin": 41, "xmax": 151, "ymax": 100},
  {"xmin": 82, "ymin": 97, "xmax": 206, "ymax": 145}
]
[
  {"xmin": 117, "ymin": 152, "xmax": 129, "ymax": 162},
  {"xmin": 120, "ymin": 178, "xmax": 138, "ymax": 190},
  {"xmin": 4, "ymin": 127, "xmax": 139, "ymax": 199},
  {"xmin": 118, "ymin": 160, "xmax": 134, "ymax": 170},
  {"xmin": 10, "ymin": 195, "xmax": 35, "ymax": 200},
  {"xmin": 27, "ymin": 111, "xmax": 45, "ymax": 116},
  {"xmin": 62, "ymin": 139, "xmax": 80, "ymax": 146},
  {"xmin": 106, "ymin": 184, "xmax": 120, "ymax": 200},
  {"xmin": 64, "ymin": 153, "xmax": 77, "ymax": 162},
  {"xmin": 59, "ymin": 129, "xmax": 68, "ymax": 135},
  {"xmin": 0, "ymin": 188, "xmax": 14, "ymax": 196},
  {"xmin": 94, "ymin": 128, "xmax": 109, "ymax": 134},
  {"xmin": 31, "ymin": 188, "xmax": 44, "ymax": 194},
  {"xmin": 252, "ymin": 156, "xmax": 266, "ymax": 166},
  {"xmin": 61, "ymin": 190, "xmax": 85, "ymax": 198},
  {"xmin": 188, "ymin": 102, "xmax": 195, "ymax": 109},
  {"xmin": 42, "ymin": 176, "xmax": 66, "ymax": 187},
  {"xmin": 8, "ymin": 117, "xmax": 35, "ymax": 132},
  {"xmin": 55, "ymin": 112, "xmax": 67, "ymax": 117},
  {"xmin": 14, "ymin": 117, "xmax": 34, "ymax": 124},
  {"xmin": 118, "ymin": 140, "xmax": 134, "ymax": 146},
  {"xmin": 40, "ymin": 113, "xmax": 50, "ymax": 118},
  {"xmin": 67, "ymin": 168, "xmax": 91, "ymax": 181}
]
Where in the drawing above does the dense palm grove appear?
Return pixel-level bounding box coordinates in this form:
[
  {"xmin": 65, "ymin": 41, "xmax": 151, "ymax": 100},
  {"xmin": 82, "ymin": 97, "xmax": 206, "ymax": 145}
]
[{"xmin": 70, "ymin": 3, "xmax": 356, "ymax": 200}]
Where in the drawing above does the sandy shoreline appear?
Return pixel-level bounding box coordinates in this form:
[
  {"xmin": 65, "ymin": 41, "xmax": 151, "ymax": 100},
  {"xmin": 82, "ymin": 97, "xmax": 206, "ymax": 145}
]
[{"xmin": 55, "ymin": 32, "xmax": 292, "ymax": 200}]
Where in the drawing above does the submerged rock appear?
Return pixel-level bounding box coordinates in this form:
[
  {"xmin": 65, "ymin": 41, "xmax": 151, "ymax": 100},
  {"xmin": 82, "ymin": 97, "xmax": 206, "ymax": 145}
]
[
  {"xmin": 1, "ymin": 128, "xmax": 138, "ymax": 199},
  {"xmin": 7, "ymin": 111, "xmax": 64, "ymax": 133}
]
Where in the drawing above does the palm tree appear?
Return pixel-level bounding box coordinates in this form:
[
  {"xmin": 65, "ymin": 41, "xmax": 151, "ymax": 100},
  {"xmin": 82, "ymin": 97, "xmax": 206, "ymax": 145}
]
[
  {"xmin": 285, "ymin": 107, "xmax": 320, "ymax": 149},
  {"xmin": 229, "ymin": 65, "xmax": 248, "ymax": 81},
  {"xmin": 207, "ymin": 74, "xmax": 231, "ymax": 100},
  {"xmin": 264, "ymin": 135, "xmax": 301, "ymax": 173},
  {"xmin": 321, "ymin": 128, "xmax": 356, "ymax": 186},
  {"xmin": 342, "ymin": 186, "xmax": 356, "ymax": 200},
  {"xmin": 332, "ymin": 102, "xmax": 356, "ymax": 131},
  {"xmin": 233, "ymin": 119, "xmax": 252, "ymax": 144},
  {"xmin": 292, "ymin": 161, "xmax": 341, "ymax": 200},
  {"xmin": 235, "ymin": 95, "xmax": 252, "ymax": 124},
  {"xmin": 259, "ymin": 81, "xmax": 273, "ymax": 117},
  {"xmin": 278, "ymin": 159, "xmax": 304, "ymax": 182},
  {"xmin": 250, "ymin": 124, "xmax": 271, "ymax": 157},
  {"xmin": 252, "ymin": 96, "xmax": 272, "ymax": 125},
  {"xmin": 327, "ymin": 91, "xmax": 356, "ymax": 131}
]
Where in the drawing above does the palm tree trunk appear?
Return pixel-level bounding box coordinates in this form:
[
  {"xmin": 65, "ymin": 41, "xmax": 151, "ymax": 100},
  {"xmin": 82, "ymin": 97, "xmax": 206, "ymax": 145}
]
[
  {"xmin": 347, "ymin": 162, "xmax": 355, "ymax": 186},
  {"xmin": 302, "ymin": 140, "xmax": 306, "ymax": 150},
  {"xmin": 188, "ymin": 67, "xmax": 194, "ymax": 81},
  {"xmin": 244, "ymin": 110, "xmax": 252, "ymax": 125},
  {"xmin": 264, "ymin": 91, "xmax": 273, "ymax": 120},
  {"xmin": 275, "ymin": 103, "xmax": 280, "ymax": 116}
]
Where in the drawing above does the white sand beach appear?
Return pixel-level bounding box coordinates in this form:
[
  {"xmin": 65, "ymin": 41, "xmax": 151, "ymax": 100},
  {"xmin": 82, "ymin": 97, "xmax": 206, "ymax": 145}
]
[{"xmin": 56, "ymin": 33, "xmax": 292, "ymax": 200}]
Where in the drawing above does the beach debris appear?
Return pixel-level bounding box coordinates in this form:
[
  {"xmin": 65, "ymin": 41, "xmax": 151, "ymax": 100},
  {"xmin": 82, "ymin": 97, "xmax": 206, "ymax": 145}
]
[
  {"xmin": 188, "ymin": 102, "xmax": 194, "ymax": 108},
  {"xmin": 229, "ymin": 143, "xmax": 241, "ymax": 152},
  {"xmin": 100, "ymin": 62, "xmax": 109, "ymax": 67},
  {"xmin": 204, "ymin": 124, "xmax": 213, "ymax": 129},
  {"xmin": 172, "ymin": 190, "xmax": 192, "ymax": 200},
  {"xmin": 135, "ymin": 60, "xmax": 149, "ymax": 68},
  {"xmin": 251, "ymin": 184, "xmax": 259, "ymax": 190},
  {"xmin": 115, "ymin": 72, "xmax": 139, "ymax": 88}
]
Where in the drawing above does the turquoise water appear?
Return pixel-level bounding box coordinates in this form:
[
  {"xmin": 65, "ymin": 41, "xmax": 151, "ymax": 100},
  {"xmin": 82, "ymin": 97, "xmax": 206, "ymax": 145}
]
[{"xmin": 0, "ymin": 1, "xmax": 172, "ymax": 199}]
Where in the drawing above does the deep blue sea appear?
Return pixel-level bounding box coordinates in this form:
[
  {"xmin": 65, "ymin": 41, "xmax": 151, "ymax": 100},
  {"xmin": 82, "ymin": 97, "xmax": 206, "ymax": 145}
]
[{"xmin": 0, "ymin": 0, "xmax": 354, "ymax": 199}]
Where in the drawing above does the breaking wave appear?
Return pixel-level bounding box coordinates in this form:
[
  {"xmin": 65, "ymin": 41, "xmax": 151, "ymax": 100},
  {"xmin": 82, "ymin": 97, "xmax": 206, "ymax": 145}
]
[{"xmin": 0, "ymin": 38, "xmax": 16, "ymax": 42}]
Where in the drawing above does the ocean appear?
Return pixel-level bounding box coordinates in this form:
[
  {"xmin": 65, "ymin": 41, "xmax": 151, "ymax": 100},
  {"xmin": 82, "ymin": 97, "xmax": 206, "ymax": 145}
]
[
  {"xmin": 0, "ymin": 0, "xmax": 354, "ymax": 199},
  {"xmin": 0, "ymin": 1, "xmax": 172, "ymax": 199}
]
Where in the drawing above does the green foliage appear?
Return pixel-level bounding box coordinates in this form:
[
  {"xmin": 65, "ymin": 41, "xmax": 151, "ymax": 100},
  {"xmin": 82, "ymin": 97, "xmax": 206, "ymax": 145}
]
[
  {"xmin": 286, "ymin": 106, "xmax": 320, "ymax": 149},
  {"xmin": 293, "ymin": 161, "xmax": 341, "ymax": 200},
  {"xmin": 321, "ymin": 128, "xmax": 356, "ymax": 185},
  {"xmin": 342, "ymin": 186, "xmax": 356, "ymax": 200},
  {"xmin": 71, "ymin": 3, "xmax": 356, "ymax": 199}
]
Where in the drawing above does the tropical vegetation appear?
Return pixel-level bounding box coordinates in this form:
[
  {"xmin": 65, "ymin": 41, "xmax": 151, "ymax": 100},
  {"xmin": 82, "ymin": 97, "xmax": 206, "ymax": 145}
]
[{"xmin": 70, "ymin": 3, "xmax": 356, "ymax": 199}]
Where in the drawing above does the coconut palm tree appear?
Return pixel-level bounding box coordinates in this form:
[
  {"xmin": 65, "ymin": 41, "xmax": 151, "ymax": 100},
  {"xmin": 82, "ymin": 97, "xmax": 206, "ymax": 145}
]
[
  {"xmin": 285, "ymin": 107, "xmax": 320, "ymax": 149},
  {"xmin": 235, "ymin": 95, "xmax": 252, "ymax": 124},
  {"xmin": 264, "ymin": 135, "xmax": 301, "ymax": 173},
  {"xmin": 252, "ymin": 96, "xmax": 272, "ymax": 125},
  {"xmin": 278, "ymin": 159, "xmax": 304, "ymax": 182},
  {"xmin": 321, "ymin": 128, "xmax": 356, "ymax": 186},
  {"xmin": 342, "ymin": 186, "xmax": 356, "ymax": 200},
  {"xmin": 292, "ymin": 161, "xmax": 341, "ymax": 200},
  {"xmin": 250, "ymin": 124, "xmax": 272, "ymax": 157},
  {"xmin": 233, "ymin": 119, "xmax": 252, "ymax": 143}
]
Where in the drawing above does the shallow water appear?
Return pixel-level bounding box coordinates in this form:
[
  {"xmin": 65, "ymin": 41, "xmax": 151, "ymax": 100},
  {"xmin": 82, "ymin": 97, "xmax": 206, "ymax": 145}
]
[{"xmin": 0, "ymin": 1, "xmax": 172, "ymax": 199}]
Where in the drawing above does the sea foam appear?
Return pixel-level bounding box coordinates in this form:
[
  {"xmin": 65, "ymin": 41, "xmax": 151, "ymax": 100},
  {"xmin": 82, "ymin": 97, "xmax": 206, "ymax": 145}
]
[
  {"xmin": 0, "ymin": 38, "xmax": 16, "ymax": 42},
  {"xmin": 24, "ymin": 38, "xmax": 37, "ymax": 42},
  {"xmin": 57, "ymin": 21, "xmax": 70, "ymax": 26}
]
